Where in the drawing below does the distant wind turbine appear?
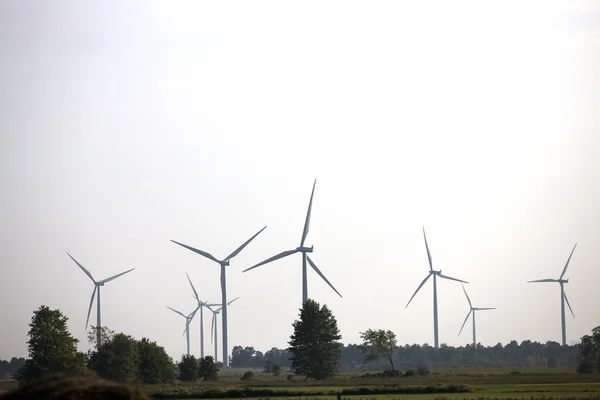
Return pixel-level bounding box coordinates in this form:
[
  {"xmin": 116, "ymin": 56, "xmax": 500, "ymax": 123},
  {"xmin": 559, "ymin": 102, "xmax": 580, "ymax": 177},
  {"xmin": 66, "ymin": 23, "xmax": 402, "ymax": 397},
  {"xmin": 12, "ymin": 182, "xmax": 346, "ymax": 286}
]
[
  {"xmin": 528, "ymin": 244, "xmax": 577, "ymax": 346},
  {"xmin": 406, "ymin": 227, "xmax": 468, "ymax": 348},
  {"xmin": 243, "ymin": 179, "xmax": 342, "ymax": 305},
  {"xmin": 186, "ymin": 273, "xmax": 221, "ymax": 358},
  {"xmin": 67, "ymin": 253, "xmax": 134, "ymax": 349},
  {"xmin": 207, "ymin": 297, "xmax": 239, "ymax": 363},
  {"xmin": 458, "ymin": 283, "xmax": 496, "ymax": 347},
  {"xmin": 171, "ymin": 226, "xmax": 266, "ymax": 367},
  {"xmin": 166, "ymin": 306, "xmax": 198, "ymax": 356}
]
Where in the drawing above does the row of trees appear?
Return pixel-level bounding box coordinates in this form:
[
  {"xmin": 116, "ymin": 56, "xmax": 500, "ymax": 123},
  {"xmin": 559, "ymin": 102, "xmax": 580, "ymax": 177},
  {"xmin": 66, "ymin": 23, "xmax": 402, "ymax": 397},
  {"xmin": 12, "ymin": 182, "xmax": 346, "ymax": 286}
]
[
  {"xmin": 0, "ymin": 358, "xmax": 25, "ymax": 379},
  {"xmin": 231, "ymin": 339, "xmax": 579, "ymax": 371},
  {"xmin": 8, "ymin": 303, "xmax": 596, "ymax": 383}
]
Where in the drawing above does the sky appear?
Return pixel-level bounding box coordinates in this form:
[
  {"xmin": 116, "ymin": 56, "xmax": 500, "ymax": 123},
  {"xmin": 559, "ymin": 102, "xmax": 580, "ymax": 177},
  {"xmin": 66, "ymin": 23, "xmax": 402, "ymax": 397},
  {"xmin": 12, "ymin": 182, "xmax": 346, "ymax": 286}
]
[{"xmin": 1, "ymin": 1, "xmax": 599, "ymax": 362}]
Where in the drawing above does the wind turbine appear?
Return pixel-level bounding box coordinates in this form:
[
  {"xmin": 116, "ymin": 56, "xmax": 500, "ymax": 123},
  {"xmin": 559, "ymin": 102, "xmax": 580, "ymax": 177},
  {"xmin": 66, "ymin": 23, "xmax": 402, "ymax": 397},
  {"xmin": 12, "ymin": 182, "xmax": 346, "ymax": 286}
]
[
  {"xmin": 528, "ymin": 244, "xmax": 577, "ymax": 346},
  {"xmin": 458, "ymin": 283, "xmax": 496, "ymax": 347},
  {"xmin": 166, "ymin": 306, "xmax": 198, "ymax": 356},
  {"xmin": 243, "ymin": 179, "xmax": 342, "ymax": 306},
  {"xmin": 207, "ymin": 297, "xmax": 239, "ymax": 363},
  {"xmin": 67, "ymin": 253, "xmax": 134, "ymax": 349},
  {"xmin": 186, "ymin": 273, "xmax": 221, "ymax": 358},
  {"xmin": 171, "ymin": 226, "xmax": 266, "ymax": 368},
  {"xmin": 405, "ymin": 227, "xmax": 468, "ymax": 348}
]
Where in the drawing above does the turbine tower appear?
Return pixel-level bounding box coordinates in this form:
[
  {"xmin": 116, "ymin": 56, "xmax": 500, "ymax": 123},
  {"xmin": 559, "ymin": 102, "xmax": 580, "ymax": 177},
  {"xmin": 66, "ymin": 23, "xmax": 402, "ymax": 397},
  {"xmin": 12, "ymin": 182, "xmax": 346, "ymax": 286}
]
[
  {"xmin": 243, "ymin": 179, "xmax": 342, "ymax": 305},
  {"xmin": 171, "ymin": 226, "xmax": 266, "ymax": 368},
  {"xmin": 406, "ymin": 227, "xmax": 468, "ymax": 348},
  {"xmin": 67, "ymin": 253, "xmax": 134, "ymax": 349},
  {"xmin": 186, "ymin": 273, "xmax": 221, "ymax": 358},
  {"xmin": 207, "ymin": 297, "xmax": 239, "ymax": 363},
  {"xmin": 528, "ymin": 244, "xmax": 577, "ymax": 345},
  {"xmin": 458, "ymin": 283, "xmax": 496, "ymax": 347},
  {"xmin": 166, "ymin": 306, "xmax": 198, "ymax": 356}
]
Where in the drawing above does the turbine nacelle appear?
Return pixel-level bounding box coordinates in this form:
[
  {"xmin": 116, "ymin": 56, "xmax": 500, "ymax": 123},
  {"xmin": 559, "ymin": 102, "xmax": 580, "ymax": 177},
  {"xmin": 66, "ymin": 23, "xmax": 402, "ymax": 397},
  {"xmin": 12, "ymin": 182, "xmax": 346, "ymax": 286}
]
[
  {"xmin": 431, "ymin": 269, "xmax": 442, "ymax": 276},
  {"xmin": 220, "ymin": 260, "xmax": 231, "ymax": 267},
  {"xmin": 296, "ymin": 245, "xmax": 314, "ymax": 253},
  {"xmin": 560, "ymin": 279, "xmax": 569, "ymax": 284}
]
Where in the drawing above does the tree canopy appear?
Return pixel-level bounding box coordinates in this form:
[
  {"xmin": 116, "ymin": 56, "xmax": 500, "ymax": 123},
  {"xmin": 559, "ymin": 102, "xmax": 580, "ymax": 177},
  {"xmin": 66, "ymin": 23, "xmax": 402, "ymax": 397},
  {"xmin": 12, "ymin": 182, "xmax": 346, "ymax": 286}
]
[
  {"xmin": 360, "ymin": 329, "xmax": 398, "ymax": 370},
  {"xmin": 288, "ymin": 299, "xmax": 342, "ymax": 380},
  {"xmin": 577, "ymin": 325, "xmax": 600, "ymax": 373},
  {"xmin": 14, "ymin": 306, "xmax": 87, "ymax": 382}
]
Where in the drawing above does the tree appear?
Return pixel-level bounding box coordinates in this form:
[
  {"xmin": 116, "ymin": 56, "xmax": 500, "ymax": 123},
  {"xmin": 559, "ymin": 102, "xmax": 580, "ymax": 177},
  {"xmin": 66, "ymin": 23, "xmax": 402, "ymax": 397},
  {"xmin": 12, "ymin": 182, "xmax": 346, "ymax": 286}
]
[
  {"xmin": 577, "ymin": 325, "xmax": 600, "ymax": 373},
  {"xmin": 178, "ymin": 354, "xmax": 199, "ymax": 381},
  {"xmin": 288, "ymin": 299, "xmax": 342, "ymax": 380},
  {"xmin": 87, "ymin": 326, "xmax": 115, "ymax": 350},
  {"xmin": 198, "ymin": 356, "xmax": 219, "ymax": 381},
  {"xmin": 88, "ymin": 333, "xmax": 139, "ymax": 383},
  {"xmin": 359, "ymin": 329, "xmax": 398, "ymax": 370},
  {"xmin": 14, "ymin": 306, "xmax": 87, "ymax": 382},
  {"xmin": 137, "ymin": 337, "xmax": 175, "ymax": 383}
]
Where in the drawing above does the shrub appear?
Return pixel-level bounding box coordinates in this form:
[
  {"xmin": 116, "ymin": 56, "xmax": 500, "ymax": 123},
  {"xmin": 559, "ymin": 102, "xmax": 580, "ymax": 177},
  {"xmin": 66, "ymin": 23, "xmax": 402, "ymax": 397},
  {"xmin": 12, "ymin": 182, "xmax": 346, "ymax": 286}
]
[
  {"xmin": 272, "ymin": 364, "xmax": 282, "ymax": 376},
  {"xmin": 405, "ymin": 369, "xmax": 417, "ymax": 377},
  {"xmin": 286, "ymin": 374, "xmax": 294, "ymax": 381},
  {"xmin": 198, "ymin": 356, "xmax": 219, "ymax": 381},
  {"xmin": 240, "ymin": 371, "xmax": 255, "ymax": 381},
  {"xmin": 416, "ymin": 362, "xmax": 430, "ymax": 376}
]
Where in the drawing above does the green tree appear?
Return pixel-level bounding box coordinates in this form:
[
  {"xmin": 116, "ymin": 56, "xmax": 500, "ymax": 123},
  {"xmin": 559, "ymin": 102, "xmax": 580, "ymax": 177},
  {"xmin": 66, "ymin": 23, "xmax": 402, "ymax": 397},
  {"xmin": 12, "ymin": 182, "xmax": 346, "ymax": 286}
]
[
  {"xmin": 577, "ymin": 325, "xmax": 600, "ymax": 373},
  {"xmin": 288, "ymin": 299, "xmax": 342, "ymax": 380},
  {"xmin": 137, "ymin": 337, "xmax": 175, "ymax": 383},
  {"xmin": 14, "ymin": 306, "xmax": 87, "ymax": 382},
  {"xmin": 87, "ymin": 326, "xmax": 115, "ymax": 350},
  {"xmin": 88, "ymin": 333, "xmax": 139, "ymax": 383},
  {"xmin": 359, "ymin": 329, "xmax": 398, "ymax": 370},
  {"xmin": 178, "ymin": 354, "xmax": 199, "ymax": 381},
  {"xmin": 198, "ymin": 356, "xmax": 219, "ymax": 381}
]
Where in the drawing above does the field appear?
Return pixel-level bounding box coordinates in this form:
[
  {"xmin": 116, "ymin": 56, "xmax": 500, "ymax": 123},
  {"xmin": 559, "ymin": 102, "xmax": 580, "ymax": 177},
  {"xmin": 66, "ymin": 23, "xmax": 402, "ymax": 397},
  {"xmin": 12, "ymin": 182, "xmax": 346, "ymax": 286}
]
[{"xmin": 2, "ymin": 368, "xmax": 600, "ymax": 399}]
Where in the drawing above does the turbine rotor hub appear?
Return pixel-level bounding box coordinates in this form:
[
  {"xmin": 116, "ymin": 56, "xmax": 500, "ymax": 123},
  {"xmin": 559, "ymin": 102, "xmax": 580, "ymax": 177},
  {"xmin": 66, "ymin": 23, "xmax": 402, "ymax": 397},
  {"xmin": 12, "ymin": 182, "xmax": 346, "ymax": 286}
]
[
  {"xmin": 220, "ymin": 260, "xmax": 230, "ymax": 266},
  {"xmin": 296, "ymin": 246, "xmax": 314, "ymax": 253}
]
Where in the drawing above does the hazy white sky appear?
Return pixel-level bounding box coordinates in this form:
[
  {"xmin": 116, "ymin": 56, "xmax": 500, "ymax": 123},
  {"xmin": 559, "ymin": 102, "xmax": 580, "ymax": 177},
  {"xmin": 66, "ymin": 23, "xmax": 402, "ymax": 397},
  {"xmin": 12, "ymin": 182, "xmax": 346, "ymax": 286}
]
[{"xmin": 1, "ymin": 1, "xmax": 599, "ymax": 361}]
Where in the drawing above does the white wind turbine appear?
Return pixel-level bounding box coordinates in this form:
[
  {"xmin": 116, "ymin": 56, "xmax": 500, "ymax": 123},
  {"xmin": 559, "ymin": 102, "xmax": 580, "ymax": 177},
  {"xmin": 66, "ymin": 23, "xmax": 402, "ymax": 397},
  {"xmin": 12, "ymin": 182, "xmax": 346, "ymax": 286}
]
[
  {"xmin": 171, "ymin": 226, "xmax": 266, "ymax": 367},
  {"xmin": 166, "ymin": 306, "xmax": 198, "ymax": 356},
  {"xmin": 528, "ymin": 244, "xmax": 577, "ymax": 346},
  {"xmin": 406, "ymin": 227, "xmax": 468, "ymax": 348},
  {"xmin": 67, "ymin": 253, "xmax": 134, "ymax": 349},
  {"xmin": 458, "ymin": 283, "xmax": 496, "ymax": 347},
  {"xmin": 186, "ymin": 273, "xmax": 221, "ymax": 358},
  {"xmin": 207, "ymin": 297, "xmax": 239, "ymax": 363},
  {"xmin": 243, "ymin": 179, "xmax": 342, "ymax": 305}
]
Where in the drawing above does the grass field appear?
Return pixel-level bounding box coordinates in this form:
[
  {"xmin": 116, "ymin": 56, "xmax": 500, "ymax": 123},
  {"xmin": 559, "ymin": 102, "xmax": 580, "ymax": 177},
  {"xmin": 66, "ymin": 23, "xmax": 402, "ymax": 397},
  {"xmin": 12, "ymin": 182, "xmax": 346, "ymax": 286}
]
[{"xmin": 2, "ymin": 369, "xmax": 600, "ymax": 399}]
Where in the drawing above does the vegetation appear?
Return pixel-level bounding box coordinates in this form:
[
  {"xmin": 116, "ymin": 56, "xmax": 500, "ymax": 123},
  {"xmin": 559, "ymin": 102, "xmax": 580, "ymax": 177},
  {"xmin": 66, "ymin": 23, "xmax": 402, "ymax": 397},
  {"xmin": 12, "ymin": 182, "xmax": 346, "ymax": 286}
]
[
  {"xmin": 288, "ymin": 299, "xmax": 342, "ymax": 380},
  {"xmin": 0, "ymin": 358, "xmax": 25, "ymax": 379},
  {"xmin": 360, "ymin": 329, "xmax": 398, "ymax": 370},
  {"xmin": 198, "ymin": 356, "xmax": 219, "ymax": 381},
  {"xmin": 14, "ymin": 306, "xmax": 87, "ymax": 382},
  {"xmin": 577, "ymin": 325, "xmax": 599, "ymax": 373},
  {"xmin": 178, "ymin": 355, "xmax": 199, "ymax": 382}
]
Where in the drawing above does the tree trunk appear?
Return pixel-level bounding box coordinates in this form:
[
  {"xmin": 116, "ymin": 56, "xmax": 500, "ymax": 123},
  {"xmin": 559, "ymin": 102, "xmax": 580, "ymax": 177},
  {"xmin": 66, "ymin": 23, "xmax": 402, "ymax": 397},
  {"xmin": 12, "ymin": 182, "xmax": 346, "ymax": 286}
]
[{"xmin": 389, "ymin": 354, "xmax": 395, "ymax": 371}]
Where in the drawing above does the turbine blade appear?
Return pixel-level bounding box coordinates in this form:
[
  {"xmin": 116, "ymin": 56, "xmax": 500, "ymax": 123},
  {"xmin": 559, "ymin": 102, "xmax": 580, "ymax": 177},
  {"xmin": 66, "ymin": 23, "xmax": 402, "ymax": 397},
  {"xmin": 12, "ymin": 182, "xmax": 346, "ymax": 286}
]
[
  {"xmin": 563, "ymin": 291, "xmax": 575, "ymax": 318},
  {"xmin": 189, "ymin": 305, "xmax": 200, "ymax": 319},
  {"xmin": 243, "ymin": 249, "xmax": 299, "ymax": 273},
  {"xmin": 225, "ymin": 226, "xmax": 267, "ymax": 261},
  {"xmin": 182, "ymin": 325, "xmax": 187, "ymax": 336},
  {"xmin": 527, "ymin": 279, "xmax": 558, "ymax": 283},
  {"xmin": 406, "ymin": 274, "xmax": 432, "ymax": 308},
  {"xmin": 462, "ymin": 283, "xmax": 472, "ymax": 308},
  {"xmin": 560, "ymin": 243, "xmax": 577, "ymax": 279},
  {"xmin": 100, "ymin": 268, "xmax": 135, "ymax": 284},
  {"xmin": 300, "ymin": 179, "xmax": 317, "ymax": 247},
  {"xmin": 477, "ymin": 307, "xmax": 496, "ymax": 311},
  {"xmin": 186, "ymin": 273, "xmax": 200, "ymax": 302},
  {"xmin": 171, "ymin": 240, "xmax": 220, "ymax": 263},
  {"xmin": 67, "ymin": 253, "xmax": 96, "ymax": 283},
  {"xmin": 458, "ymin": 309, "xmax": 472, "ymax": 336},
  {"xmin": 210, "ymin": 314, "xmax": 215, "ymax": 343},
  {"xmin": 422, "ymin": 227, "xmax": 433, "ymax": 271},
  {"xmin": 227, "ymin": 297, "xmax": 240, "ymax": 305},
  {"xmin": 85, "ymin": 286, "xmax": 97, "ymax": 330},
  {"xmin": 307, "ymin": 256, "xmax": 342, "ymax": 298},
  {"xmin": 166, "ymin": 306, "xmax": 187, "ymax": 318},
  {"xmin": 439, "ymin": 273, "xmax": 468, "ymax": 284}
]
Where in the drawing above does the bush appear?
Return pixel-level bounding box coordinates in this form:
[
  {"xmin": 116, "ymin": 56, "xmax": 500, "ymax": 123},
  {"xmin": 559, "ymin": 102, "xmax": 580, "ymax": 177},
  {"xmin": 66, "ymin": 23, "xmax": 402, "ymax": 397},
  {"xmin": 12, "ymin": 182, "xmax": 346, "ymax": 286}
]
[
  {"xmin": 286, "ymin": 374, "xmax": 294, "ymax": 381},
  {"xmin": 240, "ymin": 371, "xmax": 255, "ymax": 381},
  {"xmin": 178, "ymin": 355, "xmax": 198, "ymax": 382},
  {"xmin": 416, "ymin": 362, "xmax": 430, "ymax": 376},
  {"xmin": 405, "ymin": 369, "xmax": 417, "ymax": 377},
  {"xmin": 198, "ymin": 356, "xmax": 219, "ymax": 381},
  {"xmin": 509, "ymin": 370, "xmax": 522, "ymax": 375}
]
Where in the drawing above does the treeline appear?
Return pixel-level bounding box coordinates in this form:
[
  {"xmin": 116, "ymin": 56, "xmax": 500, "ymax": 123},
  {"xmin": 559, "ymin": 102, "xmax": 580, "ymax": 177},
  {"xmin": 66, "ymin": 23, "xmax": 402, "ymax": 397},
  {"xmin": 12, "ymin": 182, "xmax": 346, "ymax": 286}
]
[
  {"xmin": 231, "ymin": 340, "xmax": 578, "ymax": 370},
  {"xmin": 0, "ymin": 358, "xmax": 25, "ymax": 378}
]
